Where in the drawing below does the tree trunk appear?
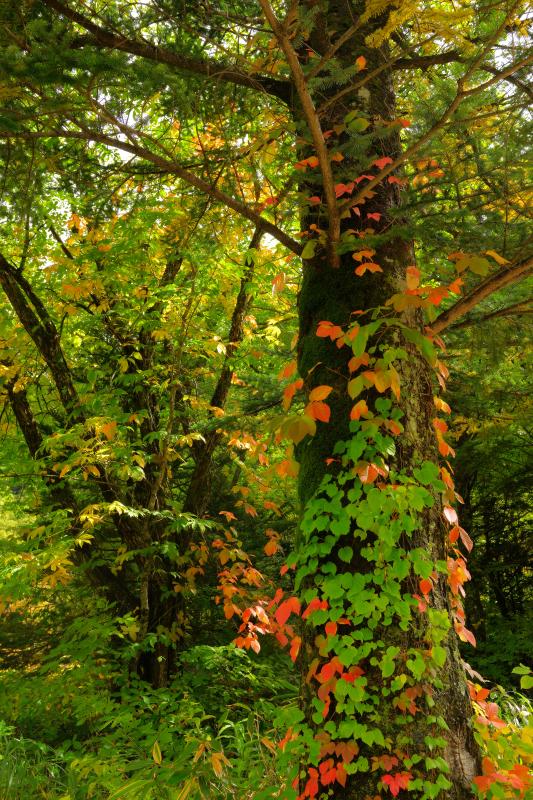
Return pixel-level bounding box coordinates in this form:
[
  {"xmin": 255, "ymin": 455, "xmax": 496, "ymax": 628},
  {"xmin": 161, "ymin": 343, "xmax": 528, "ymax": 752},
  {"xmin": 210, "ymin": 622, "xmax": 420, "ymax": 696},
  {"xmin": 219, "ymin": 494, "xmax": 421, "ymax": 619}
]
[{"xmin": 291, "ymin": 4, "xmax": 480, "ymax": 797}]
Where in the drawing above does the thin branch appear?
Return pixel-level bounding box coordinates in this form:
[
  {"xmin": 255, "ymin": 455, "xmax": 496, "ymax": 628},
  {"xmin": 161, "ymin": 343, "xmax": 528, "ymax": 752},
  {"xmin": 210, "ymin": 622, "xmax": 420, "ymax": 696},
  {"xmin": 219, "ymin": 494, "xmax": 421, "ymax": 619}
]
[
  {"xmin": 431, "ymin": 256, "xmax": 533, "ymax": 335},
  {"xmin": 259, "ymin": 0, "xmax": 340, "ymax": 266}
]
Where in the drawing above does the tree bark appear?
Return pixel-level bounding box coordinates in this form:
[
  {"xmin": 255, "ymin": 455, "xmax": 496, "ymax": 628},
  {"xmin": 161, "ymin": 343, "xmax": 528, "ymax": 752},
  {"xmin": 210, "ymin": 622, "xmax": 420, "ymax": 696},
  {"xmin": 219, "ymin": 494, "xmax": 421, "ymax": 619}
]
[{"xmin": 289, "ymin": 3, "xmax": 480, "ymax": 796}]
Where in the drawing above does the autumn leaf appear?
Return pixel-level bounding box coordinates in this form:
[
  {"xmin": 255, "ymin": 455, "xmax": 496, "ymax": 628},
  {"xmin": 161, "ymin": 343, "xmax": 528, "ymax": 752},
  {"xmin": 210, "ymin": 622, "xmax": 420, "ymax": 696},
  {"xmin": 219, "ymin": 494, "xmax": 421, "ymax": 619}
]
[
  {"xmin": 316, "ymin": 320, "xmax": 343, "ymax": 340},
  {"xmin": 350, "ymin": 399, "xmax": 368, "ymax": 420},
  {"xmin": 275, "ymin": 596, "xmax": 301, "ymax": 625},
  {"xmin": 100, "ymin": 420, "xmax": 117, "ymax": 440},
  {"xmin": 309, "ymin": 385, "xmax": 333, "ymax": 402},
  {"xmin": 355, "ymin": 262, "xmax": 383, "ymax": 276},
  {"xmin": 152, "ymin": 740, "xmax": 162, "ymax": 765},
  {"xmin": 382, "ymin": 771, "xmax": 412, "ymax": 796},
  {"xmin": 306, "ymin": 401, "xmax": 331, "ymax": 422},
  {"xmin": 374, "ymin": 156, "xmax": 393, "ymax": 170},
  {"xmin": 406, "ymin": 266, "xmax": 420, "ymax": 290}
]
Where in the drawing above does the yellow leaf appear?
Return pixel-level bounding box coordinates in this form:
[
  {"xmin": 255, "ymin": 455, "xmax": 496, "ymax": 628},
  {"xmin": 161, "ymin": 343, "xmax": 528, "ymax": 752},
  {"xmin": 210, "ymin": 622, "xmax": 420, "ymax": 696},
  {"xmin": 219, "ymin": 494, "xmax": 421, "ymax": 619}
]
[
  {"xmin": 101, "ymin": 421, "xmax": 117, "ymax": 441},
  {"xmin": 374, "ymin": 370, "xmax": 391, "ymax": 393},
  {"xmin": 175, "ymin": 779, "xmax": 198, "ymax": 800},
  {"xmin": 485, "ymin": 249, "xmax": 509, "ymax": 266},
  {"xmin": 284, "ymin": 415, "xmax": 316, "ymax": 444},
  {"xmin": 59, "ymin": 465, "xmax": 71, "ymax": 479},
  {"xmin": 152, "ymin": 741, "xmax": 162, "ymax": 765}
]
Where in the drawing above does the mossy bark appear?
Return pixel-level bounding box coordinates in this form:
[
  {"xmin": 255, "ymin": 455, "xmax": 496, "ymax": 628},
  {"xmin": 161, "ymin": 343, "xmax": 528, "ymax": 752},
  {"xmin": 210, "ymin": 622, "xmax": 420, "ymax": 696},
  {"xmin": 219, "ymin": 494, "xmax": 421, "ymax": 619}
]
[{"xmin": 292, "ymin": 3, "xmax": 480, "ymax": 796}]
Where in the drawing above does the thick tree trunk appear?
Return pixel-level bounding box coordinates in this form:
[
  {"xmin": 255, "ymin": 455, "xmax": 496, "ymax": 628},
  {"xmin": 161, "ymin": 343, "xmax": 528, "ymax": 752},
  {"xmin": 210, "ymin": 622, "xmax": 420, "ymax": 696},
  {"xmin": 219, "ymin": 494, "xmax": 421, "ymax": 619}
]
[{"xmin": 291, "ymin": 3, "xmax": 480, "ymax": 796}]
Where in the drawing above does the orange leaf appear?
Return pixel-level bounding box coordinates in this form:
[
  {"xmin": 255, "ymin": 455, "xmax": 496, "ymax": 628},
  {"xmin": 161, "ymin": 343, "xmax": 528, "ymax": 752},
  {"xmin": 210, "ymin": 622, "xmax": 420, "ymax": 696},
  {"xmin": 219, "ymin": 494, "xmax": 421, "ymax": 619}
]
[
  {"xmin": 350, "ymin": 399, "xmax": 368, "ymax": 420},
  {"xmin": 316, "ymin": 320, "xmax": 343, "ymax": 340},
  {"xmin": 264, "ymin": 539, "xmax": 279, "ymax": 556},
  {"xmin": 101, "ymin": 420, "xmax": 117, "ymax": 440},
  {"xmin": 419, "ymin": 578, "xmax": 432, "ymax": 596},
  {"xmin": 309, "ymin": 385, "xmax": 333, "ymax": 402},
  {"xmin": 306, "ymin": 401, "xmax": 331, "ymax": 422},
  {"xmin": 355, "ymin": 55, "xmax": 367, "ymax": 71},
  {"xmin": 278, "ymin": 360, "xmax": 297, "ymax": 380},
  {"xmin": 352, "ymin": 249, "xmax": 375, "ymax": 262},
  {"xmin": 348, "ymin": 353, "xmax": 370, "ymax": 372},
  {"xmin": 355, "ymin": 262, "xmax": 383, "ymax": 276},
  {"xmin": 290, "ymin": 635, "xmax": 301, "ymax": 662}
]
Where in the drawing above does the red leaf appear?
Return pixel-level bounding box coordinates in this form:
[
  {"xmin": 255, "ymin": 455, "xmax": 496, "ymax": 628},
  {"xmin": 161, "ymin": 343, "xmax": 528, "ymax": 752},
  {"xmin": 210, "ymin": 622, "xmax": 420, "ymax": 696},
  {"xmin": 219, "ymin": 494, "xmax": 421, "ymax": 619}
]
[
  {"xmin": 308, "ymin": 195, "xmax": 321, "ymax": 205},
  {"xmin": 367, "ymin": 212, "xmax": 381, "ymax": 221},
  {"xmin": 325, "ymin": 620, "xmax": 337, "ymax": 636},
  {"xmin": 374, "ymin": 156, "xmax": 393, "ymax": 170},
  {"xmin": 275, "ymin": 596, "xmax": 301, "ymax": 626},
  {"xmin": 419, "ymin": 578, "xmax": 432, "ymax": 596},
  {"xmin": 302, "ymin": 597, "xmax": 328, "ymax": 619},
  {"xmin": 382, "ymin": 772, "xmax": 412, "ymax": 797}
]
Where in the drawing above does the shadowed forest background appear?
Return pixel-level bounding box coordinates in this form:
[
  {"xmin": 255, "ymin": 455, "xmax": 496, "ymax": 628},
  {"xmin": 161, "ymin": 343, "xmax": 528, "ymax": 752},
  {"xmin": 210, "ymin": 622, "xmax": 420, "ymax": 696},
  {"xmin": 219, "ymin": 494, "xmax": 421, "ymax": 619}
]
[{"xmin": 0, "ymin": 1, "xmax": 531, "ymax": 798}]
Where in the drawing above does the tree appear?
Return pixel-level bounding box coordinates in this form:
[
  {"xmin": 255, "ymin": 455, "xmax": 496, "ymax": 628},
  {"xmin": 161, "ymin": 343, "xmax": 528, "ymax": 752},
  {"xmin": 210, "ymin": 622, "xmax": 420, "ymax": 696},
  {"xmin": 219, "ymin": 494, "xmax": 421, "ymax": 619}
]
[{"xmin": 0, "ymin": 1, "xmax": 531, "ymax": 799}]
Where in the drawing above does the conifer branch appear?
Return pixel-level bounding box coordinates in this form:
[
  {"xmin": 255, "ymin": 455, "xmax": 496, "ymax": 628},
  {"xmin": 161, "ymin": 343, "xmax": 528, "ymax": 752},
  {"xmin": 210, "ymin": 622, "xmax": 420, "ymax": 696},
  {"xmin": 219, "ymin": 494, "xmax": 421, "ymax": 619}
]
[
  {"xmin": 40, "ymin": 0, "xmax": 291, "ymax": 102},
  {"xmin": 432, "ymin": 256, "xmax": 533, "ymax": 335}
]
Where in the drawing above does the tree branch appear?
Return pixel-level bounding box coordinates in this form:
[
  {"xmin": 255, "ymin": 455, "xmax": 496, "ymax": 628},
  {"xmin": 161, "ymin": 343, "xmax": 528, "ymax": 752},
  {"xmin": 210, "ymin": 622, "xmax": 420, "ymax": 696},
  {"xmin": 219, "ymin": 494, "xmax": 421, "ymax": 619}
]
[
  {"xmin": 40, "ymin": 0, "xmax": 291, "ymax": 102},
  {"xmin": 0, "ymin": 252, "xmax": 82, "ymax": 421},
  {"xmin": 0, "ymin": 124, "xmax": 302, "ymax": 256},
  {"xmin": 259, "ymin": 0, "xmax": 340, "ymax": 266},
  {"xmin": 448, "ymin": 299, "xmax": 532, "ymax": 331},
  {"xmin": 183, "ymin": 226, "xmax": 264, "ymax": 517},
  {"xmin": 431, "ymin": 256, "xmax": 533, "ymax": 335},
  {"xmin": 341, "ymin": 53, "xmax": 531, "ymax": 214}
]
